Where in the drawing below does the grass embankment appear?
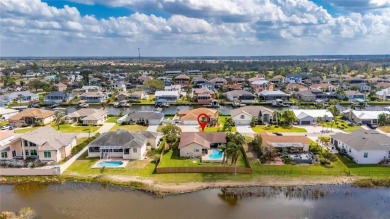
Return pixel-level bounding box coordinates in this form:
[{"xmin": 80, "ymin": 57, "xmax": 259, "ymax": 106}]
[
  {"xmin": 352, "ymin": 178, "xmax": 390, "ymax": 188},
  {"xmin": 51, "ymin": 123, "xmax": 100, "ymax": 133},
  {"xmin": 200, "ymin": 116, "xmax": 237, "ymax": 132},
  {"xmin": 109, "ymin": 124, "xmax": 148, "ymax": 132},
  {"xmin": 252, "ymin": 125, "xmax": 307, "ymax": 133}
]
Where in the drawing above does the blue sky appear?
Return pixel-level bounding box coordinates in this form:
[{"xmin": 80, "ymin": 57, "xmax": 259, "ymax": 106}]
[{"xmin": 1, "ymin": 0, "xmax": 390, "ymax": 56}]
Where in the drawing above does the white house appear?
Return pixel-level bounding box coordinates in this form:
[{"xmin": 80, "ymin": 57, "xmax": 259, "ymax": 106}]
[
  {"xmin": 331, "ymin": 129, "xmax": 390, "ymax": 164},
  {"xmin": 0, "ymin": 108, "xmax": 19, "ymax": 120},
  {"xmin": 375, "ymin": 88, "xmax": 390, "ymax": 100},
  {"xmin": 66, "ymin": 108, "xmax": 107, "ymax": 125},
  {"xmin": 225, "ymin": 90, "xmax": 256, "ymax": 103},
  {"xmin": 344, "ymin": 110, "xmax": 390, "ymax": 124},
  {"xmin": 87, "ymin": 130, "xmax": 162, "ymax": 160},
  {"xmin": 121, "ymin": 111, "xmax": 164, "ymax": 125},
  {"xmin": 292, "ymin": 109, "xmax": 334, "ymax": 125},
  {"xmin": 155, "ymin": 91, "xmax": 180, "ymax": 102},
  {"xmin": 0, "ymin": 91, "xmax": 39, "ymax": 105},
  {"xmin": 231, "ymin": 106, "xmax": 274, "ymax": 125}
]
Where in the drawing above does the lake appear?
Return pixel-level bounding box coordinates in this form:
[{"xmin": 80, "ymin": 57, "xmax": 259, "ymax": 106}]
[{"xmin": 1, "ymin": 182, "xmax": 389, "ymax": 219}]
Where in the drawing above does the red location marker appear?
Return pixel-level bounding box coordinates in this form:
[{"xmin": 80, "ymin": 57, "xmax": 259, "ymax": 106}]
[{"xmin": 197, "ymin": 113, "xmax": 209, "ymax": 132}]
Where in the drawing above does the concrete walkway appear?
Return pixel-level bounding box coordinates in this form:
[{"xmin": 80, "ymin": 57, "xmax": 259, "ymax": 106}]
[
  {"xmin": 97, "ymin": 123, "xmax": 115, "ymax": 134},
  {"xmin": 146, "ymin": 125, "xmax": 158, "ymax": 132},
  {"xmin": 177, "ymin": 125, "xmax": 199, "ymax": 132},
  {"xmin": 236, "ymin": 125, "xmax": 255, "ymax": 137}
]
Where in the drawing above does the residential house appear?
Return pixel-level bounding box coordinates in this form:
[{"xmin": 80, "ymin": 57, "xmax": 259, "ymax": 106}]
[
  {"xmin": 128, "ymin": 91, "xmax": 148, "ymax": 101},
  {"xmin": 231, "ymin": 106, "xmax": 274, "ymax": 125},
  {"xmin": 0, "ymin": 126, "xmax": 77, "ymax": 162},
  {"xmin": 173, "ymin": 74, "xmax": 190, "ymax": 85},
  {"xmin": 344, "ymin": 110, "xmax": 390, "ymax": 124},
  {"xmin": 87, "ymin": 130, "xmax": 161, "ymax": 160},
  {"xmin": 111, "ymin": 81, "xmax": 127, "ymax": 91},
  {"xmin": 374, "ymin": 82, "xmax": 390, "ymax": 90},
  {"xmin": 366, "ymin": 77, "xmax": 388, "ymax": 84},
  {"xmin": 191, "ymin": 88, "xmax": 216, "ymax": 104},
  {"xmin": 80, "ymin": 92, "xmax": 106, "ymax": 103},
  {"xmin": 186, "ymin": 70, "xmax": 201, "ymax": 75},
  {"xmin": 8, "ymin": 108, "xmax": 55, "ymax": 127},
  {"xmin": 44, "ymin": 91, "xmax": 73, "ymax": 104},
  {"xmin": 291, "ymin": 109, "xmax": 333, "ymax": 125},
  {"xmin": 231, "ymin": 77, "xmax": 245, "ymax": 85},
  {"xmin": 331, "ymin": 130, "xmax": 390, "ymax": 164},
  {"xmin": 165, "ymin": 70, "xmax": 182, "ymax": 75},
  {"xmin": 375, "ymin": 88, "xmax": 390, "ymax": 100},
  {"xmin": 155, "ymin": 91, "xmax": 180, "ymax": 102},
  {"xmin": 285, "ymin": 83, "xmax": 308, "ymax": 93},
  {"xmin": 226, "ymin": 90, "xmax": 256, "ymax": 103},
  {"xmin": 269, "ymin": 75, "xmax": 285, "ymax": 84},
  {"xmin": 158, "ymin": 77, "xmax": 172, "ymax": 86},
  {"xmin": 305, "ymin": 77, "xmax": 322, "ymax": 84},
  {"xmin": 350, "ymin": 83, "xmax": 371, "ymax": 92},
  {"xmin": 81, "ymin": 86, "xmax": 101, "ymax": 93},
  {"xmin": 222, "ymin": 84, "xmax": 242, "ymax": 92},
  {"xmin": 258, "ymin": 90, "xmax": 290, "ymax": 102},
  {"xmin": 251, "ymin": 80, "xmax": 270, "ymax": 93},
  {"xmin": 295, "ymin": 89, "xmax": 329, "ymax": 102},
  {"xmin": 0, "ymin": 130, "xmax": 14, "ymax": 147},
  {"xmin": 192, "ymin": 77, "xmax": 208, "ymax": 85},
  {"xmin": 53, "ymin": 83, "xmax": 67, "ymax": 92},
  {"xmin": 178, "ymin": 132, "xmax": 226, "ymax": 157},
  {"xmin": 165, "ymin": 85, "xmax": 182, "ymax": 92},
  {"xmin": 178, "ymin": 108, "xmax": 219, "ymax": 125},
  {"xmin": 342, "ymin": 90, "xmax": 365, "ymax": 101},
  {"xmin": 0, "ymin": 108, "xmax": 19, "ymax": 120},
  {"xmin": 344, "ymin": 77, "xmax": 365, "ymax": 85},
  {"xmin": 0, "ymin": 91, "xmax": 39, "ymax": 105},
  {"xmin": 66, "ymin": 108, "xmax": 107, "ymax": 125},
  {"xmin": 121, "ymin": 111, "xmax": 164, "ymax": 125},
  {"xmin": 310, "ymin": 83, "xmax": 337, "ymax": 92},
  {"xmin": 199, "ymin": 81, "xmax": 215, "ymax": 91},
  {"xmin": 259, "ymin": 132, "xmax": 310, "ymax": 152},
  {"xmin": 209, "ymin": 78, "xmax": 227, "ymax": 88},
  {"xmin": 284, "ymin": 73, "xmax": 309, "ymax": 84}
]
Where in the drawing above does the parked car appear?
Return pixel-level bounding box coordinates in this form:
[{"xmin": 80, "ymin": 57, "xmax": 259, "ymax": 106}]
[
  {"xmin": 367, "ymin": 123, "xmax": 377, "ymax": 129},
  {"xmin": 273, "ymin": 132, "xmax": 283, "ymax": 136},
  {"xmin": 2, "ymin": 125, "xmax": 12, "ymax": 130}
]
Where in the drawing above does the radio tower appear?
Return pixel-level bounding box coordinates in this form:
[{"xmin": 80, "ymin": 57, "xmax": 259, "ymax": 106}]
[{"xmin": 138, "ymin": 48, "xmax": 141, "ymax": 63}]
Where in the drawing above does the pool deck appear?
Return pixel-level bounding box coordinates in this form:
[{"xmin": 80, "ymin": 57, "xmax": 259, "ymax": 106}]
[
  {"xmin": 201, "ymin": 149, "xmax": 224, "ymax": 163},
  {"xmin": 91, "ymin": 159, "xmax": 129, "ymax": 169}
]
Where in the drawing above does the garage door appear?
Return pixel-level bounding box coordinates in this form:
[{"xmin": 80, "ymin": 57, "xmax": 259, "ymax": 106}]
[
  {"xmin": 361, "ymin": 120, "xmax": 370, "ymax": 124},
  {"xmin": 300, "ymin": 121, "xmax": 311, "ymax": 125}
]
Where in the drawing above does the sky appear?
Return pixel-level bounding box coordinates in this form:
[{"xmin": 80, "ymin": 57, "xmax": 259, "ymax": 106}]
[{"xmin": 1, "ymin": 0, "xmax": 390, "ymax": 57}]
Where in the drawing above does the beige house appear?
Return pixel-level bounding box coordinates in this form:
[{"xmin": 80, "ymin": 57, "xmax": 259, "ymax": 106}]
[
  {"xmin": 231, "ymin": 106, "xmax": 274, "ymax": 125},
  {"xmin": 8, "ymin": 108, "xmax": 55, "ymax": 127},
  {"xmin": 0, "ymin": 126, "xmax": 77, "ymax": 162},
  {"xmin": 53, "ymin": 82, "xmax": 67, "ymax": 92},
  {"xmin": 179, "ymin": 132, "xmax": 226, "ymax": 157},
  {"xmin": 66, "ymin": 108, "xmax": 107, "ymax": 125}
]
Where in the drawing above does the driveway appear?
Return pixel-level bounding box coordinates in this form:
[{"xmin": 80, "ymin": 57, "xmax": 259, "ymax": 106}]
[
  {"xmin": 146, "ymin": 125, "xmax": 158, "ymax": 132},
  {"xmin": 235, "ymin": 125, "xmax": 255, "ymax": 137},
  {"xmin": 97, "ymin": 123, "xmax": 116, "ymax": 134},
  {"xmin": 177, "ymin": 125, "xmax": 199, "ymax": 132},
  {"xmin": 295, "ymin": 125, "xmax": 345, "ymax": 134}
]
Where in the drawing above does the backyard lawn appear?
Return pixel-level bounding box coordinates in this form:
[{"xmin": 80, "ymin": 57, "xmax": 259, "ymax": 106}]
[
  {"xmin": 140, "ymin": 95, "xmax": 155, "ymax": 104},
  {"xmin": 336, "ymin": 154, "xmax": 390, "ymax": 176},
  {"xmin": 51, "ymin": 123, "xmax": 100, "ymax": 133},
  {"xmin": 252, "ymin": 125, "xmax": 307, "ymax": 133},
  {"xmin": 200, "ymin": 116, "xmax": 237, "ymax": 132},
  {"xmin": 158, "ymin": 149, "xmax": 247, "ymax": 168},
  {"xmin": 109, "ymin": 123, "xmax": 148, "ymax": 132}
]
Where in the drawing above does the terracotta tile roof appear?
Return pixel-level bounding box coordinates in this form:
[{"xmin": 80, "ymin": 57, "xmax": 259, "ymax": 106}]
[
  {"xmin": 178, "ymin": 108, "xmax": 218, "ymax": 121},
  {"xmin": 231, "ymin": 106, "xmax": 274, "ymax": 117},
  {"xmin": 257, "ymin": 132, "xmax": 310, "ymax": 148},
  {"xmin": 179, "ymin": 132, "xmax": 226, "ymax": 149},
  {"xmin": 174, "ymin": 74, "xmax": 190, "ymax": 80},
  {"xmin": 0, "ymin": 130, "xmax": 14, "ymax": 140},
  {"xmin": 285, "ymin": 83, "xmax": 308, "ymax": 91},
  {"xmin": 9, "ymin": 108, "xmax": 54, "ymax": 120}
]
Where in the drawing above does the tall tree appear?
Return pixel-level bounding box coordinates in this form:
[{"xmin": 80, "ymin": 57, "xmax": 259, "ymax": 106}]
[
  {"xmin": 281, "ymin": 110, "xmax": 298, "ymax": 126},
  {"xmin": 161, "ymin": 123, "xmax": 182, "ymax": 149},
  {"xmin": 328, "ymin": 105, "xmax": 340, "ymax": 117},
  {"xmin": 54, "ymin": 110, "xmax": 64, "ymax": 130},
  {"xmin": 226, "ymin": 142, "xmax": 243, "ymax": 175},
  {"xmin": 378, "ymin": 113, "xmax": 389, "ymax": 126},
  {"xmin": 144, "ymin": 79, "xmax": 164, "ymax": 92},
  {"xmin": 272, "ymin": 111, "xmax": 282, "ymax": 125}
]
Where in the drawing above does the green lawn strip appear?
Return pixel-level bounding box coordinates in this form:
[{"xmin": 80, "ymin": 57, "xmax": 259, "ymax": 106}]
[
  {"xmin": 321, "ymin": 120, "xmax": 361, "ymax": 132},
  {"xmin": 106, "ymin": 117, "xmax": 119, "ymax": 123},
  {"xmin": 200, "ymin": 115, "xmax": 237, "ymax": 132},
  {"xmin": 140, "ymin": 95, "xmax": 155, "ymax": 104},
  {"xmin": 109, "ymin": 123, "xmax": 148, "ymax": 132},
  {"xmin": 14, "ymin": 127, "xmax": 39, "ymax": 133},
  {"xmin": 51, "ymin": 123, "xmax": 100, "ymax": 133},
  {"xmin": 252, "ymin": 125, "xmax": 307, "ymax": 133},
  {"xmin": 158, "ymin": 149, "xmax": 246, "ymax": 168},
  {"xmin": 336, "ymin": 154, "xmax": 390, "ymax": 176},
  {"xmin": 0, "ymin": 120, "xmax": 9, "ymax": 127}
]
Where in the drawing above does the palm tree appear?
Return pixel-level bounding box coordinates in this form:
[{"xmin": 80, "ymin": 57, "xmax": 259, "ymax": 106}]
[
  {"xmin": 378, "ymin": 113, "xmax": 389, "ymax": 126},
  {"xmin": 272, "ymin": 111, "xmax": 282, "ymax": 125},
  {"xmin": 54, "ymin": 110, "xmax": 64, "ymax": 130},
  {"xmin": 226, "ymin": 142, "xmax": 243, "ymax": 175},
  {"xmin": 328, "ymin": 105, "xmax": 340, "ymax": 117},
  {"xmin": 17, "ymin": 94, "xmax": 24, "ymax": 106}
]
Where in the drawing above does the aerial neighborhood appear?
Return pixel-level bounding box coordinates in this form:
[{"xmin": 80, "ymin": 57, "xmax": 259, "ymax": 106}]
[{"xmin": 0, "ymin": 59, "xmax": 389, "ymax": 183}]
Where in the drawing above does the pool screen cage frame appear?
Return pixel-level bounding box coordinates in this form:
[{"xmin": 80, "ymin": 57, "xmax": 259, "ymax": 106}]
[{"xmin": 99, "ymin": 146, "xmax": 122, "ymax": 159}]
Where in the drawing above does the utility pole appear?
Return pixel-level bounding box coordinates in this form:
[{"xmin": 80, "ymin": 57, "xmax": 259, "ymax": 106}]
[{"xmin": 138, "ymin": 48, "xmax": 141, "ymax": 63}]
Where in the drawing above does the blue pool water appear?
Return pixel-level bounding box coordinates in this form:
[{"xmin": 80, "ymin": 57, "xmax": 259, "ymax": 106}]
[
  {"xmin": 98, "ymin": 161, "xmax": 123, "ymax": 167},
  {"xmin": 209, "ymin": 149, "xmax": 223, "ymax": 159}
]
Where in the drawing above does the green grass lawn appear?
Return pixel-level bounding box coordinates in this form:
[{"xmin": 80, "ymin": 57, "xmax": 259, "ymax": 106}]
[
  {"xmin": 0, "ymin": 120, "xmax": 9, "ymax": 127},
  {"xmin": 110, "ymin": 123, "xmax": 148, "ymax": 132},
  {"xmin": 336, "ymin": 155, "xmax": 390, "ymax": 176},
  {"xmin": 14, "ymin": 127, "xmax": 39, "ymax": 133},
  {"xmin": 252, "ymin": 125, "xmax": 307, "ymax": 133},
  {"xmin": 158, "ymin": 149, "xmax": 246, "ymax": 168},
  {"xmin": 200, "ymin": 116, "xmax": 237, "ymax": 132},
  {"xmin": 379, "ymin": 126, "xmax": 390, "ymax": 133},
  {"xmin": 140, "ymin": 95, "xmax": 155, "ymax": 104},
  {"xmin": 106, "ymin": 117, "xmax": 119, "ymax": 123},
  {"xmin": 51, "ymin": 123, "xmax": 100, "ymax": 133},
  {"xmin": 322, "ymin": 120, "xmax": 361, "ymax": 132}
]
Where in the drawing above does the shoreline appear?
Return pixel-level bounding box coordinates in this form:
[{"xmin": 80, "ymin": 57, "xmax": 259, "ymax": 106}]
[{"xmin": 3, "ymin": 174, "xmax": 388, "ymax": 195}]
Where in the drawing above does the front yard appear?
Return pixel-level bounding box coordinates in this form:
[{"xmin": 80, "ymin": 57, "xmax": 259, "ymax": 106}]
[
  {"xmin": 321, "ymin": 120, "xmax": 361, "ymax": 132},
  {"xmin": 200, "ymin": 116, "xmax": 237, "ymax": 132},
  {"xmin": 109, "ymin": 123, "xmax": 148, "ymax": 132},
  {"xmin": 51, "ymin": 123, "xmax": 100, "ymax": 133},
  {"xmin": 252, "ymin": 125, "xmax": 307, "ymax": 133}
]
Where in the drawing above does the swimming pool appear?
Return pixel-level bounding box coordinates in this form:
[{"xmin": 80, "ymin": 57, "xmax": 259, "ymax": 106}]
[
  {"xmin": 98, "ymin": 161, "xmax": 124, "ymax": 167},
  {"xmin": 209, "ymin": 149, "xmax": 223, "ymax": 159}
]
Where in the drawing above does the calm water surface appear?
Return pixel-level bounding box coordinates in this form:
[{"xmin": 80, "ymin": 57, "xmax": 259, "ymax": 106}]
[{"xmin": 0, "ymin": 182, "xmax": 389, "ymax": 219}]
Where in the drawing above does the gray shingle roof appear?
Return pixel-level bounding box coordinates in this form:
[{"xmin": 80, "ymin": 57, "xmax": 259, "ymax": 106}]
[
  {"xmin": 20, "ymin": 126, "xmax": 76, "ymax": 151},
  {"xmin": 88, "ymin": 130, "xmax": 155, "ymax": 148},
  {"xmin": 332, "ymin": 129, "xmax": 390, "ymax": 151},
  {"xmin": 127, "ymin": 111, "xmax": 164, "ymax": 120},
  {"xmin": 231, "ymin": 106, "xmax": 274, "ymax": 117}
]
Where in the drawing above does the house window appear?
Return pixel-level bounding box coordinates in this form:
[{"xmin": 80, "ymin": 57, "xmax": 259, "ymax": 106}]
[
  {"xmin": 25, "ymin": 150, "xmax": 29, "ymax": 156},
  {"xmin": 194, "ymin": 149, "xmax": 200, "ymax": 152},
  {"xmin": 364, "ymin": 153, "xmax": 368, "ymax": 158},
  {"xmin": 44, "ymin": 151, "xmax": 51, "ymax": 158},
  {"xmin": 1, "ymin": 152, "xmax": 7, "ymax": 158},
  {"xmin": 30, "ymin": 142, "xmax": 36, "ymax": 147},
  {"xmin": 133, "ymin": 148, "xmax": 137, "ymax": 153},
  {"xmin": 30, "ymin": 150, "xmax": 37, "ymax": 156},
  {"xmin": 240, "ymin": 115, "xmax": 245, "ymax": 119},
  {"xmin": 124, "ymin": 149, "xmax": 129, "ymax": 154},
  {"xmin": 24, "ymin": 140, "xmax": 28, "ymax": 147},
  {"xmin": 89, "ymin": 147, "xmax": 100, "ymax": 152}
]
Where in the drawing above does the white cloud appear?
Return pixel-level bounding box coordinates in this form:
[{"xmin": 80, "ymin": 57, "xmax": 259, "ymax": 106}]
[{"xmin": 0, "ymin": 0, "xmax": 389, "ymax": 56}]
